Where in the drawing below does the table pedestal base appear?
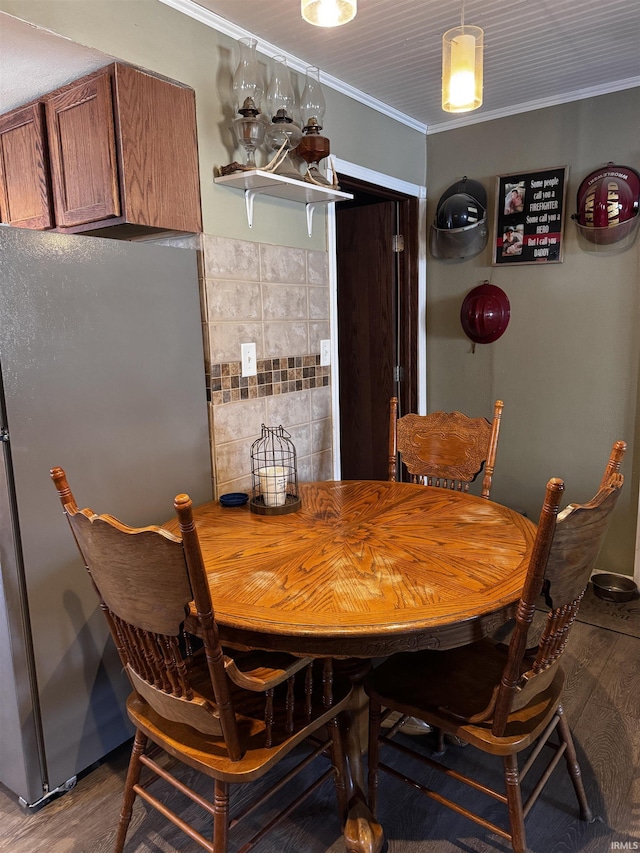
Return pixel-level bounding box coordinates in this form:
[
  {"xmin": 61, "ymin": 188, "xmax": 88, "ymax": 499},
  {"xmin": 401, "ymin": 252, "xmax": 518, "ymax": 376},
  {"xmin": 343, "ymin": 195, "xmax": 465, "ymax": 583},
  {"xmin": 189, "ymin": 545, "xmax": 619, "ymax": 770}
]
[
  {"xmin": 345, "ymin": 797, "xmax": 385, "ymax": 853},
  {"xmin": 336, "ymin": 660, "xmax": 385, "ymax": 853}
]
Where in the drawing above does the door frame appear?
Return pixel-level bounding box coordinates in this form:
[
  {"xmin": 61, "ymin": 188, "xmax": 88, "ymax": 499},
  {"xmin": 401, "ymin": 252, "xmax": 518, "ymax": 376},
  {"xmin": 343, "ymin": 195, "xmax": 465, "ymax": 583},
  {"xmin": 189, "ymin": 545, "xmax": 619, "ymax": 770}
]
[
  {"xmin": 327, "ymin": 158, "xmax": 427, "ymax": 478},
  {"xmin": 635, "ymin": 488, "xmax": 640, "ymax": 585}
]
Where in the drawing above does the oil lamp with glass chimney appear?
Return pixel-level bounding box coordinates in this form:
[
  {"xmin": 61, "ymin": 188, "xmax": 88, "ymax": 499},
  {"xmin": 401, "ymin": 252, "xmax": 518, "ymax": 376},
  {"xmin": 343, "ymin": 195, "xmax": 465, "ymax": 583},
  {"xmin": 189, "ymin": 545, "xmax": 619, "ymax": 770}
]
[{"xmin": 297, "ymin": 66, "xmax": 333, "ymax": 186}]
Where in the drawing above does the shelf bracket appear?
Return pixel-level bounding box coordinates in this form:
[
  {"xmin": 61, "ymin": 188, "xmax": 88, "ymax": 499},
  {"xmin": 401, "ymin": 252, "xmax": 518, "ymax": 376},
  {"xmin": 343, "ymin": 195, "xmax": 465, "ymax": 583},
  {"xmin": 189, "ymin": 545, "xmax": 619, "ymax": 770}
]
[
  {"xmin": 244, "ymin": 188, "xmax": 259, "ymax": 228},
  {"xmin": 306, "ymin": 202, "xmax": 322, "ymax": 238},
  {"xmin": 245, "ymin": 190, "xmax": 322, "ymax": 236}
]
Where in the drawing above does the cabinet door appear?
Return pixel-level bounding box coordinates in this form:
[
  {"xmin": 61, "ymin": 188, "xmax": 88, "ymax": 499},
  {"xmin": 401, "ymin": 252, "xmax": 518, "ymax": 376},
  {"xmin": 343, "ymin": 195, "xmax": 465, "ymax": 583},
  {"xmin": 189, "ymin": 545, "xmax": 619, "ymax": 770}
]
[
  {"xmin": 46, "ymin": 70, "xmax": 121, "ymax": 228},
  {"xmin": 0, "ymin": 103, "xmax": 54, "ymax": 229}
]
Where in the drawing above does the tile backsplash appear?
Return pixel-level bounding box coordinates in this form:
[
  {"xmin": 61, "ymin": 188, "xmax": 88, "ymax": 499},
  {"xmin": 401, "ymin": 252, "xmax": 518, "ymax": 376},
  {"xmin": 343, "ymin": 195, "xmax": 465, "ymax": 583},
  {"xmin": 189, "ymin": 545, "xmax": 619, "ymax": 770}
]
[
  {"xmin": 209, "ymin": 356, "xmax": 330, "ymax": 404},
  {"xmin": 159, "ymin": 233, "xmax": 334, "ymax": 497}
]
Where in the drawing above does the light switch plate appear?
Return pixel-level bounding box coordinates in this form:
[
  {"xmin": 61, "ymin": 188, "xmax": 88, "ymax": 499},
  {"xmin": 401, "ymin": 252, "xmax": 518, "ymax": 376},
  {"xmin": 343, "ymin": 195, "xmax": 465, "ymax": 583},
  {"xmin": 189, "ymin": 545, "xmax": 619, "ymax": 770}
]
[
  {"xmin": 320, "ymin": 339, "xmax": 331, "ymax": 366},
  {"xmin": 241, "ymin": 342, "xmax": 257, "ymax": 376}
]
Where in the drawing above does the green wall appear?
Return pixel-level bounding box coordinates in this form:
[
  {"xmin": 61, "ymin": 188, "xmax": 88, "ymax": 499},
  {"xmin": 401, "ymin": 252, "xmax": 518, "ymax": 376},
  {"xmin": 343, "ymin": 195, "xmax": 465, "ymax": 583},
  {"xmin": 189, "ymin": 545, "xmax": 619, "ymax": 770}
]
[
  {"xmin": 426, "ymin": 88, "xmax": 640, "ymax": 573},
  {"xmin": 0, "ymin": 0, "xmax": 426, "ymax": 249},
  {"xmin": 3, "ymin": 1, "xmax": 637, "ymax": 570}
]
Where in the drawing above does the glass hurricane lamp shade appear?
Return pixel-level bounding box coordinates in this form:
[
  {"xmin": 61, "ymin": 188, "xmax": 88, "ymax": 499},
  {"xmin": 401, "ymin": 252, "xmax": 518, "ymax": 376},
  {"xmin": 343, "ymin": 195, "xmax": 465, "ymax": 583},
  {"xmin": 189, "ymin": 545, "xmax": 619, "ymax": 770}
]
[
  {"xmin": 232, "ymin": 98, "xmax": 266, "ymax": 169},
  {"xmin": 264, "ymin": 56, "xmax": 302, "ymax": 180},
  {"xmin": 265, "ymin": 110, "xmax": 303, "ymax": 180},
  {"xmin": 301, "ymin": 0, "xmax": 356, "ymax": 27},
  {"xmin": 232, "ymin": 37, "xmax": 265, "ymax": 112},
  {"xmin": 300, "ymin": 66, "xmax": 326, "ymax": 129},
  {"xmin": 266, "ymin": 56, "xmax": 300, "ymax": 125},
  {"xmin": 229, "ymin": 38, "xmax": 266, "ymax": 169},
  {"xmin": 442, "ymin": 25, "xmax": 484, "ymax": 113},
  {"xmin": 298, "ymin": 66, "xmax": 330, "ymax": 184}
]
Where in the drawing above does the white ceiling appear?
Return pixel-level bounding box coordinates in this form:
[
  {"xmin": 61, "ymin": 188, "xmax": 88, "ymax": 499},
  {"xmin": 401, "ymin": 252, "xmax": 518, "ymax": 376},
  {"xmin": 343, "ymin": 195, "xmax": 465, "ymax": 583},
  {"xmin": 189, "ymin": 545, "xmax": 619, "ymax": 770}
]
[
  {"xmin": 165, "ymin": 0, "xmax": 640, "ymax": 133},
  {"xmin": 1, "ymin": 0, "xmax": 639, "ymax": 133}
]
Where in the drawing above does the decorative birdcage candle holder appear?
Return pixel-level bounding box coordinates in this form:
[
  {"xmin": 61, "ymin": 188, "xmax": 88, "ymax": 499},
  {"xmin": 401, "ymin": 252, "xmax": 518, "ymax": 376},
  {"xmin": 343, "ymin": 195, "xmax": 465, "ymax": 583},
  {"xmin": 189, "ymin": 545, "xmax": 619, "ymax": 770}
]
[{"xmin": 250, "ymin": 425, "xmax": 301, "ymax": 515}]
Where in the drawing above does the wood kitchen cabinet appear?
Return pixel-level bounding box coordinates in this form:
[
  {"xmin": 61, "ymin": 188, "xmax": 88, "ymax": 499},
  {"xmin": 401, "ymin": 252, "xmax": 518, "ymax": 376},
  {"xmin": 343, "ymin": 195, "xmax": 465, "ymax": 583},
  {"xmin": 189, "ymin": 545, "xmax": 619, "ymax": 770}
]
[
  {"xmin": 0, "ymin": 62, "xmax": 202, "ymax": 238},
  {"xmin": 0, "ymin": 102, "xmax": 54, "ymax": 229},
  {"xmin": 45, "ymin": 68, "xmax": 120, "ymax": 229}
]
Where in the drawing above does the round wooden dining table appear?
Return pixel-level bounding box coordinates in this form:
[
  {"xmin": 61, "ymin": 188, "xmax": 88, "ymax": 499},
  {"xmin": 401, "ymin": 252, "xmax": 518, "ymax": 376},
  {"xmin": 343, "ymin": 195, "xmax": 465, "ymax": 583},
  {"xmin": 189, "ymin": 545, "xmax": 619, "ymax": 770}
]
[
  {"xmin": 167, "ymin": 479, "xmax": 537, "ymax": 657},
  {"xmin": 166, "ymin": 479, "xmax": 537, "ymax": 853}
]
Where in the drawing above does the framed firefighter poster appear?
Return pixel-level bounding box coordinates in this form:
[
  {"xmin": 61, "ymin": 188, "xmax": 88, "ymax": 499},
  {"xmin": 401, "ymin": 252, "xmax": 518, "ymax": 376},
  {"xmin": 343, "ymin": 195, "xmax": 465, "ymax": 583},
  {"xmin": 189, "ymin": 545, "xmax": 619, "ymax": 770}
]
[{"xmin": 493, "ymin": 166, "xmax": 568, "ymax": 265}]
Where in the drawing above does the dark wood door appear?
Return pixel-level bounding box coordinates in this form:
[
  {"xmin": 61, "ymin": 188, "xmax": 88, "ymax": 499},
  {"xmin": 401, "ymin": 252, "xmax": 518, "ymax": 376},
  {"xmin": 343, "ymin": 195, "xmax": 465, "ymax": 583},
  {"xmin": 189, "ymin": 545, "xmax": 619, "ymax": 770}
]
[
  {"xmin": 336, "ymin": 176, "xmax": 419, "ymax": 482},
  {"xmin": 337, "ymin": 199, "xmax": 396, "ymax": 480}
]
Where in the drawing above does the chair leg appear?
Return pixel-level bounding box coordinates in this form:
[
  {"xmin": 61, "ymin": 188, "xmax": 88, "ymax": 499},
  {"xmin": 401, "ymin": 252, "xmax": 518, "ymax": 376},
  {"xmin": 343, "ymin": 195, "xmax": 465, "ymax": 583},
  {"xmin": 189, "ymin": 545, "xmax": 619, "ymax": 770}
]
[
  {"xmin": 367, "ymin": 698, "xmax": 382, "ymax": 818},
  {"xmin": 213, "ymin": 779, "xmax": 230, "ymax": 853},
  {"xmin": 328, "ymin": 716, "xmax": 349, "ymax": 823},
  {"xmin": 115, "ymin": 729, "xmax": 147, "ymax": 853},
  {"xmin": 503, "ymin": 753, "xmax": 526, "ymax": 853},
  {"xmin": 557, "ymin": 705, "xmax": 593, "ymax": 822}
]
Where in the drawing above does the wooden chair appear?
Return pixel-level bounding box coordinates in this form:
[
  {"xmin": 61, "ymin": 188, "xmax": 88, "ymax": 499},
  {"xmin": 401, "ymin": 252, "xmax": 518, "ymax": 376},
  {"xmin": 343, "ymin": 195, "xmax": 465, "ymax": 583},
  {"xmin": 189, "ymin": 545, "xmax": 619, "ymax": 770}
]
[
  {"xmin": 366, "ymin": 440, "xmax": 626, "ymax": 853},
  {"xmin": 50, "ymin": 467, "xmax": 352, "ymax": 853},
  {"xmin": 388, "ymin": 397, "xmax": 503, "ymax": 498}
]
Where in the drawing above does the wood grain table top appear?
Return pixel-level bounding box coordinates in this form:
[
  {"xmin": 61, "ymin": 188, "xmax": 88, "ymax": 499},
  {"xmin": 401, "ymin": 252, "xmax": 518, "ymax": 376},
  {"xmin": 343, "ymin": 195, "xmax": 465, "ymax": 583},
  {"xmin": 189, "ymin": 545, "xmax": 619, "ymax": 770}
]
[{"xmin": 165, "ymin": 481, "xmax": 537, "ymax": 658}]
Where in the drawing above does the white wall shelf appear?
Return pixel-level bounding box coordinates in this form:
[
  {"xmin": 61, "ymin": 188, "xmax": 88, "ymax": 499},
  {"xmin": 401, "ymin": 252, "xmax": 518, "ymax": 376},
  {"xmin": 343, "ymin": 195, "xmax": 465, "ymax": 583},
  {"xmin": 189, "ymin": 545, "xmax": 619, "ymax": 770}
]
[{"xmin": 214, "ymin": 170, "xmax": 353, "ymax": 236}]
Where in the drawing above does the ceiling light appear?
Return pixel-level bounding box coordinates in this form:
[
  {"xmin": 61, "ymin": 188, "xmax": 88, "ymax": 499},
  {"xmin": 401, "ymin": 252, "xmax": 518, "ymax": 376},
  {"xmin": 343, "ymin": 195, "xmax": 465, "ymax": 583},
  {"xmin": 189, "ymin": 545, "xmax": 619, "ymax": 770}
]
[
  {"xmin": 442, "ymin": 21, "xmax": 484, "ymax": 113},
  {"xmin": 301, "ymin": 0, "xmax": 357, "ymax": 28}
]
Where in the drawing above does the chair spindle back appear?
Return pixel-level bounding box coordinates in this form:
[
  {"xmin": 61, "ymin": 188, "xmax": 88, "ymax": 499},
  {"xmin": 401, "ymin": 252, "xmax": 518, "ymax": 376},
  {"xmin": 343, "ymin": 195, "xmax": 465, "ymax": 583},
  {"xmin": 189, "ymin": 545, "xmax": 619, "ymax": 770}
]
[{"xmin": 492, "ymin": 440, "xmax": 626, "ymax": 735}]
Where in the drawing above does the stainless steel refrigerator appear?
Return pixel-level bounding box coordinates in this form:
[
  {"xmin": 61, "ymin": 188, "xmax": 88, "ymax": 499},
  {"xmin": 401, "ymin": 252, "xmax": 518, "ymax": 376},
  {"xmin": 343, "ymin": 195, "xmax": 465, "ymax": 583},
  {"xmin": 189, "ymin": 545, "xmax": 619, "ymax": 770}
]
[{"xmin": 0, "ymin": 227, "xmax": 213, "ymax": 808}]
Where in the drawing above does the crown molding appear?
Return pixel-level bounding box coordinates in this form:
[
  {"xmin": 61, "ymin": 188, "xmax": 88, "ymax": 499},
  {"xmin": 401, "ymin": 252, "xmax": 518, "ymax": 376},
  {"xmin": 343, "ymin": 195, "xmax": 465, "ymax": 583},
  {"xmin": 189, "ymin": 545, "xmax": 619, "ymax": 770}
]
[
  {"xmin": 427, "ymin": 77, "xmax": 640, "ymax": 134},
  {"xmin": 158, "ymin": 0, "xmax": 428, "ymax": 134}
]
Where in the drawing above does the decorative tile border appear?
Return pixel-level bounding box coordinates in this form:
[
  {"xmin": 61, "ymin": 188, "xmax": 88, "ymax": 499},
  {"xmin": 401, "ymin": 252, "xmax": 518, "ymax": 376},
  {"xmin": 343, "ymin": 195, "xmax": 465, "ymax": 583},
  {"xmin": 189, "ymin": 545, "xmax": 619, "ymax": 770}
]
[{"xmin": 208, "ymin": 355, "xmax": 330, "ymax": 405}]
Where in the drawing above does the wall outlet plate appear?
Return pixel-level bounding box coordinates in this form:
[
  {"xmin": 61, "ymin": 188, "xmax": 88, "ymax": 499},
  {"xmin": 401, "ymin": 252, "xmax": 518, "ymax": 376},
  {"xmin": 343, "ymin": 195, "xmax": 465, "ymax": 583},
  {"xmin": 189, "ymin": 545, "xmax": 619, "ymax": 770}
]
[
  {"xmin": 320, "ymin": 339, "xmax": 331, "ymax": 366},
  {"xmin": 241, "ymin": 342, "xmax": 257, "ymax": 376}
]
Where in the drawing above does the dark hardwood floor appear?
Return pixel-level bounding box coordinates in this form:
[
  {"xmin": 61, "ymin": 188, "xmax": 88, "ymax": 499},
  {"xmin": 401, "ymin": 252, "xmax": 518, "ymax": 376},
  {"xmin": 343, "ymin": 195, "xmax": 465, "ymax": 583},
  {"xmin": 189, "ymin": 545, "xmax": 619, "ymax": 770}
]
[{"xmin": 1, "ymin": 588, "xmax": 638, "ymax": 852}]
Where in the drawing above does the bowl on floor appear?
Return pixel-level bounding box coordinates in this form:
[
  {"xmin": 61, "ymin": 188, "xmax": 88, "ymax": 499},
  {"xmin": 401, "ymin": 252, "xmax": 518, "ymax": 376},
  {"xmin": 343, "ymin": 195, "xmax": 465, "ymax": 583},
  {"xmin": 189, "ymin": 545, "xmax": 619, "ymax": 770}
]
[{"xmin": 591, "ymin": 573, "xmax": 638, "ymax": 603}]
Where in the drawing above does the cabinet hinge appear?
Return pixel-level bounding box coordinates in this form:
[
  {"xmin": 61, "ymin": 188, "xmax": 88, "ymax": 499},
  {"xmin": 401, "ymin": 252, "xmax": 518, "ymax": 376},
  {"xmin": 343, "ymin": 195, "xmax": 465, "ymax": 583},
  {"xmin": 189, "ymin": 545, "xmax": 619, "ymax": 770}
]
[
  {"xmin": 394, "ymin": 366, "xmax": 404, "ymax": 382},
  {"xmin": 392, "ymin": 234, "xmax": 405, "ymax": 253}
]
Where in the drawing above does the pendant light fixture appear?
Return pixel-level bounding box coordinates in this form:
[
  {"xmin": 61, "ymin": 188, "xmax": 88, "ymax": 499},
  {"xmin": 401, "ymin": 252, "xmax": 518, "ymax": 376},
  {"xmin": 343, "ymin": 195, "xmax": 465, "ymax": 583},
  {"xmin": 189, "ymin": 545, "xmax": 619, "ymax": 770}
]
[
  {"xmin": 442, "ymin": 3, "xmax": 483, "ymax": 113},
  {"xmin": 301, "ymin": 0, "xmax": 357, "ymax": 28}
]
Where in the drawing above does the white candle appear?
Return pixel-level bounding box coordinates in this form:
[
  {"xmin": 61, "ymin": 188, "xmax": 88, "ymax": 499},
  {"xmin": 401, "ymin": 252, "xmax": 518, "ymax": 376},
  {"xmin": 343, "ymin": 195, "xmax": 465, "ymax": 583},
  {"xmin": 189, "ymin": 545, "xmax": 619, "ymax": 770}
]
[{"xmin": 258, "ymin": 466, "xmax": 288, "ymax": 507}]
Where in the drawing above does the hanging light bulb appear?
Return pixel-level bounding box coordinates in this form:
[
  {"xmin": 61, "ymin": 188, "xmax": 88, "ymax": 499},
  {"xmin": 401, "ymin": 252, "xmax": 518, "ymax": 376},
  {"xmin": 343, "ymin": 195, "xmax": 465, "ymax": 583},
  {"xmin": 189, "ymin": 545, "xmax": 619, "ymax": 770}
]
[
  {"xmin": 442, "ymin": 7, "xmax": 483, "ymax": 114},
  {"xmin": 301, "ymin": 0, "xmax": 357, "ymax": 28}
]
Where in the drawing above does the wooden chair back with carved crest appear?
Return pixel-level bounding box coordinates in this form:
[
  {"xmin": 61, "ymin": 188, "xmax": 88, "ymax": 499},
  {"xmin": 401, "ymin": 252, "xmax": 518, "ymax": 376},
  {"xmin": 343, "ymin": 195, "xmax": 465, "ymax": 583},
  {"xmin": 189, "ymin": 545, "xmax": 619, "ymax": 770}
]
[
  {"xmin": 492, "ymin": 438, "xmax": 626, "ymax": 735},
  {"xmin": 389, "ymin": 397, "xmax": 504, "ymax": 498},
  {"xmin": 51, "ymin": 466, "xmax": 246, "ymax": 754},
  {"xmin": 365, "ymin": 440, "xmax": 626, "ymax": 853},
  {"xmin": 50, "ymin": 467, "xmax": 351, "ymax": 853}
]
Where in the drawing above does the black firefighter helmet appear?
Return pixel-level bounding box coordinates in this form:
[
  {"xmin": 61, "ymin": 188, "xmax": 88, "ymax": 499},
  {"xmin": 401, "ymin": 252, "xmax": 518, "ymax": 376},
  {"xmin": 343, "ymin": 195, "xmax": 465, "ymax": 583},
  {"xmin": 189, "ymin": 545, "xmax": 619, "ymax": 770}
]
[{"xmin": 430, "ymin": 176, "xmax": 488, "ymax": 260}]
